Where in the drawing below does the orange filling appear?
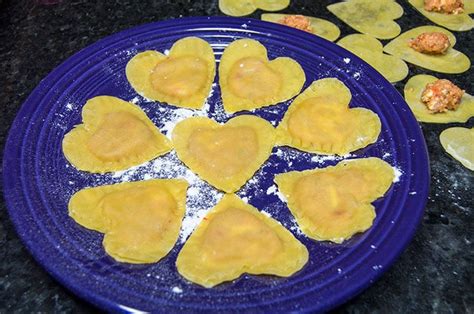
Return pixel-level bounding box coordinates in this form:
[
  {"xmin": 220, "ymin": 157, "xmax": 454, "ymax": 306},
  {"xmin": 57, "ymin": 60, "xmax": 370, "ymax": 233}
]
[
  {"xmin": 278, "ymin": 15, "xmax": 313, "ymax": 33},
  {"xmin": 424, "ymin": 0, "xmax": 464, "ymax": 14},
  {"xmin": 409, "ymin": 32, "xmax": 451, "ymax": 54},
  {"xmin": 421, "ymin": 79, "xmax": 464, "ymax": 113}
]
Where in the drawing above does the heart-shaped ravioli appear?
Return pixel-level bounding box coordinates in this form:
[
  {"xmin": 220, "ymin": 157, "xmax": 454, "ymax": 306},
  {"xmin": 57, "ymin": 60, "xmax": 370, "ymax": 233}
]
[
  {"xmin": 176, "ymin": 194, "xmax": 308, "ymax": 287},
  {"xmin": 261, "ymin": 14, "xmax": 341, "ymax": 42},
  {"xmin": 126, "ymin": 37, "xmax": 215, "ymax": 109},
  {"xmin": 219, "ymin": 38, "xmax": 305, "ymax": 113},
  {"xmin": 404, "ymin": 75, "xmax": 474, "ymax": 123},
  {"xmin": 440, "ymin": 127, "xmax": 474, "ymax": 171},
  {"xmin": 172, "ymin": 115, "xmax": 275, "ymax": 192},
  {"xmin": 409, "ymin": 0, "xmax": 474, "ymax": 31},
  {"xmin": 383, "ymin": 26, "xmax": 470, "ymax": 74},
  {"xmin": 62, "ymin": 96, "xmax": 171, "ymax": 173},
  {"xmin": 327, "ymin": 0, "xmax": 403, "ymax": 39},
  {"xmin": 219, "ymin": 0, "xmax": 289, "ymax": 17},
  {"xmin": 275, "ymin": 158, "xmax": 394, "ymax": 243},
  {"xmin": 337, "ymin": 34, "xmax": 408, "ymax": 83},
  {"xmin": 277, "ymin": 78, "xmax": 381, "ymax": 155},
  {"xmin": 69, "ymin": 179, "xmax": 188, "ymax": 263}
]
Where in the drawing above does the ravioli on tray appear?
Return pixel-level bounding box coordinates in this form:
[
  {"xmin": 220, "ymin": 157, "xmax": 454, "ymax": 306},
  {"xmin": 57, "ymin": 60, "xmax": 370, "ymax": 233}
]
[
  {"xmin": 219, "ymin": 38, "xmax": 305, "ymax": 113},
  {"xmin": 126, "ymin": 37, "xmax": 215, "ymax": 109},
  {"xmin": 69, "ymin": 179, "xmax": 188, "ymax": 264},
  {"xmin": 62, "ymin": 96, "xmax": 171, "ymax": 173},
  {"xmin": 275, "ymin": 158, "xmax": 395, "ymax": 243},
  {"xmin": 277, "ymin": 78, "xmax": 381, "ymax": 155},
  {"xmin": 176, "ymin": 194, "xmax": 308, "ymax": 287},
  {"xmin": 172, "ymin": 115, "xmax": 275, "ymax": 193}
]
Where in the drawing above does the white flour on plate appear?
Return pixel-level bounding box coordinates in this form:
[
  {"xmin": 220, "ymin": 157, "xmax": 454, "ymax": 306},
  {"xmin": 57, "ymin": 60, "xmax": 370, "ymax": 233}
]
[{"xmin": 59, "ymin": 79, "xmax": 403, "ymax": 252}]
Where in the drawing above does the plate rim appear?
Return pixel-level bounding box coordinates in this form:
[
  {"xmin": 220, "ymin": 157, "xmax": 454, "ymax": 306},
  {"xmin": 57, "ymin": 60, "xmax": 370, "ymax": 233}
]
[{"xmin": 2, "ymin": 16, "xmax": 430, "ymax": 313}]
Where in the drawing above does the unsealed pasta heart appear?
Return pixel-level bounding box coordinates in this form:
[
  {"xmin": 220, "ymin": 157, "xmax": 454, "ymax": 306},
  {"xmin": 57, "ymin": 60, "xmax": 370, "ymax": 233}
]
[
  {"xmin": 384, "ymin": 26, "xmax": 470, "ymax": 74},
  {"xmin": 440, "ymin": 127, "xmax": 474, "ymax": 171},
  {"xmin": 337, "ymin": 34, "xmax": 408, "ymax": 83},
  {"xmin": 404, "ymin": 74, "xmax": 474, "ymax": 123},
  {"xmin": 261, "ymin": 13, "xmax": 341, "ymax": 42},
  {"xmin": 408, "ymin": 0, "xmax": 474, "ymax": 31},
  {"xmin": 327, "ymin": 0, "xmax": 403, "ymax": 39},
  {"xmin": 219, "ymin": 0, "xmax": 289, "ymax": 17}
]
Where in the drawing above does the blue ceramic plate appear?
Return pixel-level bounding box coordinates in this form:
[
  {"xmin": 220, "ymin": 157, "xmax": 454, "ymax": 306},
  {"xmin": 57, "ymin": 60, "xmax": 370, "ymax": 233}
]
[{"xmin": 3, "ymin": 17, "xmax": 429, "ymax": 312}]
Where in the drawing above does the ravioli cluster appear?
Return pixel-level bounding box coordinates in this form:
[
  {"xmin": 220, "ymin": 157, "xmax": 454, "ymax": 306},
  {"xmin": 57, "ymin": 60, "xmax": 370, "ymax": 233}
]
[{"xmin": 63, "ymin": 37, "xmax": 395, "ymax": 288}]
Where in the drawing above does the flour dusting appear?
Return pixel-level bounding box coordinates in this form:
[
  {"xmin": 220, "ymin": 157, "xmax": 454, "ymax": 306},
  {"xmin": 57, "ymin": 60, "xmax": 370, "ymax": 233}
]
[
  {"xmin": 393, "ymin": 167, "xmax": 403, "ymax": 183},
  {"xmin": 266, "ymin": 184, "xmax": 287, "ymax": 203}
]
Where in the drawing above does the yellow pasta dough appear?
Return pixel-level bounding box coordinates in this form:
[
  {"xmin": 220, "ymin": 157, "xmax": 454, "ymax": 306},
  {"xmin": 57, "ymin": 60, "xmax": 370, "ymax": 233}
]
[
  {"xmin": 261, "ymin": 14, "xmax": 341, "ymax": 42},
  {"xmin": 337, "ymin": 34, "xmax": 408, "ymax": 83},
  {"xmin": 62, "ymin": 96, "xmax": 171, "ymax": 173},
  {"xmin": 275, "ymin": 158, "xmax": 394, "ymax": 243},
  {"xmin": 69, "ymin": 179, "xmax": 188, "ymax": 264},
  {"xmin": 408, "ymin": 0, "xmax": 474, "ymax": 32},
  {"xmin": 219, "ymin": 0, "xmax": 289, "ymax": 17},
  {"xmin": 327, "ymin": 0, "xmax": 403, "ymax": 39},
  {"xmin": 383, "ymin": 26, "xmax": 470, "ymax": 74},
  {"xmin": 219, "ymin": 38, "xmax": 305, "ymax": 113},
  {"xmin": 176, "ymin": 194, "xmax": 308, "ymax": 287},
  {"xmin": 440, "ymin": 127, "xmax": 474, "ymax": 171},
  {"xmin": 172, "ymin": 115, "xmax": 275, "ymax": 192},
  {"xmin": 404, "ymin": 75, "xmax": 474, "ymax": 123},
  {"xmin": 277, "ymin": 78, "xmax": 381, "ymax": 155},
  {"xmin": 126, "ymin": 37, "xmax": 215, "ymax": 109}
]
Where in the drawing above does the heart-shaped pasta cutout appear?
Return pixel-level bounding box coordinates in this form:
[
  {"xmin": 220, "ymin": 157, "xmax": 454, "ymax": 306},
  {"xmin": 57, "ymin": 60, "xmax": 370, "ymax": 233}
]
[
  {"xmin": 219, "ymin": 38, "xmax": 305, "ymax": 113},
  {"xmin": 327, "ymin": 0, "xmax": 404, "ymax": 39},
  {"xmin": 275, "ymin": 158, "xmax": 394, "ymax": 243},
  {"xmin": 440, "ymin": 127, "xmax": 474, "ymax": 171},
  {"xmin": 126, "ymin": 37, "xmax": 215, "ymax": 109},
  {"xmin": 219, "ymin": 0, "xmax": 289, "ymax": 17},
  {"xmin": 261, "ymin": 13, "xmax": 341, "ymax": 42},
  {"xmin": 383, "ymin": 26, "xmax": 470, "ymax": 74},
  {"xmin": 404, "ymin": 74, "xmax": 474, "ymax": 123},
  {"xmin": 172, "ymin": 115, "xmax": 275, "ymax": 192},
  {"xmin": 409, "ymin": 0, "xmax": 474, "ymax": 32},
  {"xmin": 62, "ymin": 96, "xmax": 171, "ymax": 173},
  {"xmin": 337, "ymin": 34, "xmax": 408, "ymax": 83},
  {"xmin": 69, "ymin": 179, "xmax": 188, "ymax": 264},
  {"xmin": 176, "ymin": 194, "xmax": 308, "ymax": 287},
  {"xmin": 277, "ymin": 78, "xmax": 381, "ymax": 155}
]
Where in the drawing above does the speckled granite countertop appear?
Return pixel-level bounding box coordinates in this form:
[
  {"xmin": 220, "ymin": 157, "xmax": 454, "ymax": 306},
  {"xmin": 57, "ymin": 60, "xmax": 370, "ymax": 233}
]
[{"xmin": 0, "ymin": 0, "xmax": 472, "ymax": 312}]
